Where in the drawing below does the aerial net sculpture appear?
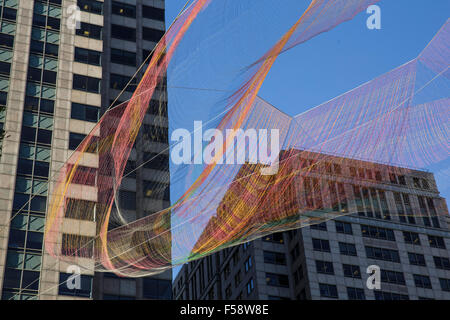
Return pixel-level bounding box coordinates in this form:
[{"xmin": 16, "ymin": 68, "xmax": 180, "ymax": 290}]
[{"xmin": 43, "ymin": 0, "xmax": 449, "ymax": 277}]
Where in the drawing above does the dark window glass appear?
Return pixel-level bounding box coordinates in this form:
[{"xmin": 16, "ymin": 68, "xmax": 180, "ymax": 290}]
[
  {"xmin": 361, "ymin": 225, "xmax": 395, "ymax": 241},
  {"xmin": 112, "ymin": 1, "xmax": 136, "ymax": 18},
  {"xmin": 408, "ymin": 253, "xmax": 426, "ymax": 266},
  {"xmin": 17, "ymin": 159, "xmax": 34, "ymax": 176},
  {"xmin": 310, "ymin": 222, "xmax": 327, "ymax": 231},
  {"xmin": 69, "ymin": 132, "xmax": 85, "ymax": 150},
  {"xmin": 142, "ymin": 278, "xmax": 171, "ymax": 299},
  {"xmin": 30, "ymin": 196, "xmax": 47, "ymax": 213},
  {"xmin": 8, "ymin": 229, "xmax": 26, "ymax": 249},
  {"xmin": 58, "ymin": 273, "xmax": 93, "ymax": 297},
  {"xmin": 434, "ymin": 256, "xmax": 450, "ymax": 270},
  {"xmin": 0, "ymin": 61, "xmax": 11, "ymax": 75},
  {"xmin": 76, "ymin": 22, "xmax": 102, "ymax": 40},
  {"xmin": 265, "ymin": 273, "xmax": 289, "ymax": 288},
  {"xmin": 403, "ymin": 231, "xmax": 421, "ymax": 245},
  {"xmin": 381, "ymin": 270, "xmax": 405, "ymax": 285},
  {"xmin": 73, "ymin": 74, "xmax": 101, "ymax": 93},
  {"xmin": 71, "ymin": 103, "xmax": 99, "ymax": 122},
  {"xmin": 26, "ymin": 231, "xmax": 43, "ymax": 250},
  {"xmin": 111, "ymin": 48, "xmax": 136, "ymax": 67},
  {"xmin": 0, "ymin": 33, "xmax": 14, "ymax": 48},
  {"xmin": 343, "ymin": 264, "xmax": 361, "ymax": 278},
  {"xmin": 3, "ymin": 268, "xmax": 21, "ymax": 289},
  {"xmin": 319, "ymin": 284, "xmax": 338, "ymax": 298},
  {"xmin": 21, "ymin": 126, "xmax": 36, "ymax": 143},
  {"xmin": 22, "ymin": 271, "xmax": 40, "ymax": 290},
  {"xmin": 13, "ymin": 193, "xmax": 29, "ymax": 210},
  {"xmin": 111, "ymin": 24, "xmax": 135, "ymax": 41},
  {"xmin": 413, "ymin": 274, "xmax": 432, "ymax": 289},
  {"xmin": 74, "ymin": 47, "xmax": 101, "ymax": 66},
  {"xmin": 45, "ymin": 43, "xmax": 59, "ymax": 57},
  {"xmin": 428, "ymin": 235, "xmax": 446, "ymax": 249},
  {"xmin": 316, "ymin": 261, "xmax": 334, "ymax": 275},
  {"xmin": 3, "ymin": 7, "xmax": 17, "ymax": 21},
  {"xmin": 33, "ymin": 161, "xmax": 49, "ymax": 178},
  {"xmin": 119, "ymin": 190, "xmax": 136, "ymax": 211},
  {"xmin": 36, "ymin": 129, "xmax": 52, "ymax": 145},
  {"xmin": 339, "ymin": 242, "xmax": 357, "ymax": 256},
  {"xmin": 347, "ymin": 287, "xmax": 365, "ymax": 300},
  {"xmin": 263, "ymin": 251, "xmax": 286, "ymax": 265},
  {"xmin": 143, "ymin": 27, "xmax": 164, "ymax": 42},
  {"xmin": 143, "ymin": 6, "xmax": 165, "ymax": 20},
  {"xmin": 335, "ymin": 221, "xmax": 352, "ymax": 234},
  {"xmin": 77, "ymin": 0, "xmax": 103, "ymax": 15},
  {"xmin": 110, "ymin": 73, "xmax": 136, "ymax": 92},
  {"xmin": 365, "ymin": 246, "xmax": 400, "ymax": 263},
  {"xmin": 312, "ymin": 238, "xmax": 330, "ymax": 252}
]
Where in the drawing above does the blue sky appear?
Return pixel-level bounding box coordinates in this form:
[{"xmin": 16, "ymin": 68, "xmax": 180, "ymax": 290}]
[{"xmin": 165, "ymin": 0, "xmax": 449, "ymax": 205}]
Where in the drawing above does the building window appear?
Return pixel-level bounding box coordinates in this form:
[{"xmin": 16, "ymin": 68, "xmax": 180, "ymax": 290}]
[
  {"xmin": 111, "ymin": 24, "xmax": 135, "ymax": 41},
  {"xmin": 428, "ymin": 235, "xmax": 446, "ymax": 249},
  {"xmin": 290, "ymin": 243, "xmax": 299, "ymax": 261},
  {"xmin": 143, "ymin": 5, "xmax": 165, "ymax": 21},
  {"xmin": 58, "ymin": 273, "xmax": 92, "ymax": 298},
  {"xmin": 335, "ymin": 221, "xmax": 352, "ymax": 234},
  {"xmin": 74, "ymin": 47, "xmax": 101, "ymax": 66},
  {"xmin": 142, "ymin": 278, "xmax": 171, "ymax": 299},
  {"xmin": 111, "ymin": 1, "xmax": 136, "ymax": 18},
  {"xmin": 403, "ymin": 231, "xmax": 421, "ymax": 245},
  {"xmin": 439, "ymin": 278, "xmax": 450, "ymax": 292},
  {"xmin": 319, "ymin": 283, "xmax": 338, "ymax": 299},
  {"xmin": 68, "ymin": 132, "xmax": 84, "ymax": 150},
  {"xmin": 365, "ymin": 246, "xmax": 400, "ymax": 263},
  {"xmin": 361, "ymin": 225, "xmax": 395, "ymax": 241},
  {"xmin": 246, "ymin": 278, "xmax": 254, "ymax": 295},
  {"xmin": 71, "ymin": 102, "xmax": 99, "ymax": 123},
  {"xmin": 244, "ymin": 256, "xmax": 252, "ymax": 273},
  {"xmin": 315, "ymin": 260, "xmax": 334, "ymax": 275},
  {"xmin": 310, "ymin": 222, "xmax": 327, "ymax": 231},
  {"xmin": 143, "ymin": 27, "xmax": 164, "ymax": 43},
  {"xmin": 312, "ymin": 238, "xmax": 330, "ymax": 252},
  {"xmin": 413, "ymin": 274, "xmax": 432, "ymax": 289},
  {"xmin": 262, "ymin": 232, "xmax": 284, "ymax": 244},
  {"xmin": 265, "ymin": 273, "xmax": 289, "ymax": 288},
  {"xmin": 338, "ymin": 242, "xmax": 357, "ymax": 256},
  {"xmin": 347, "ymin": 287, "xmax": 365, "ymax": 300},
  {"xmin": 408, "ymin": 252, "xmax": 426, "ymax": 266},
  {"xmin": 110, "ymin": 73, "xmax": 136, "ymax": 92},
  {"xmin": 433, "ymin": 256, "xmax": 450, "ymax": 270},
  {"xmin": 73, "ymin": 74, "xmax": 101, "ymax": 93},
  {"xmin": 374, "ymin": 291, "xmax": 408, "ymax": 300},
  {"xmin": 380, "ymin": 270, "xmax": 405, "ymax": 285},
  {"xmin": 77, "ymin": 0, "xmax": 103, "ymax": 15},
  {"xmin": 263, "ymin": 251, "xmax": 286, "ymax": 265},
  {"xmin": 118, "ymin": 190, "xmax": 136, "ymax": 211},
  {"xmin": 343, "ymin": 264, "xmax": 361, "ymax": 279},
  {"xmin": 76, "ymin": 22, "xmax": 102, "ymax": 40},
  {"xmin": 111, "ymin": 48, "xmax": 136, "ymax": 67}
]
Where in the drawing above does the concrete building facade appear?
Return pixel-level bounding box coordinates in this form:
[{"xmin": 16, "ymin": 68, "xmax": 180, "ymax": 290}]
[
  {"xmin": 0, "ymin": 0, "xmax": 171, "ymax": 300},
  {"xmin": 173, "ymin": 151, "xmax": 450, "ymax": 300}
]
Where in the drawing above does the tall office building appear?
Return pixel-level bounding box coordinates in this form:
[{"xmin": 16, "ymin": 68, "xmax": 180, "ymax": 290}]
[
  {"xmin": 173, "ymin": 150, "xmax": 450, "ymax": 300},
  {"xmin": 0, "ymin": 0, "xmax": 171, "ymax": 300}
]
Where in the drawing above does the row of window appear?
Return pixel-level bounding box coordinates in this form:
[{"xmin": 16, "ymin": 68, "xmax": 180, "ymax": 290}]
[{"xmin": 76, "ymin": 21, "xmax": 165, "ymax": 44}]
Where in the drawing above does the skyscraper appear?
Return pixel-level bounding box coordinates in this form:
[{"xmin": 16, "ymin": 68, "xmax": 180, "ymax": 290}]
[
  {"xmin": 173, "ymin": 149, "xmax": 450, "ymax": 300},
  {"xmin": 0, "ymin": 0, "xmax": 171, "ymax": 300}
]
